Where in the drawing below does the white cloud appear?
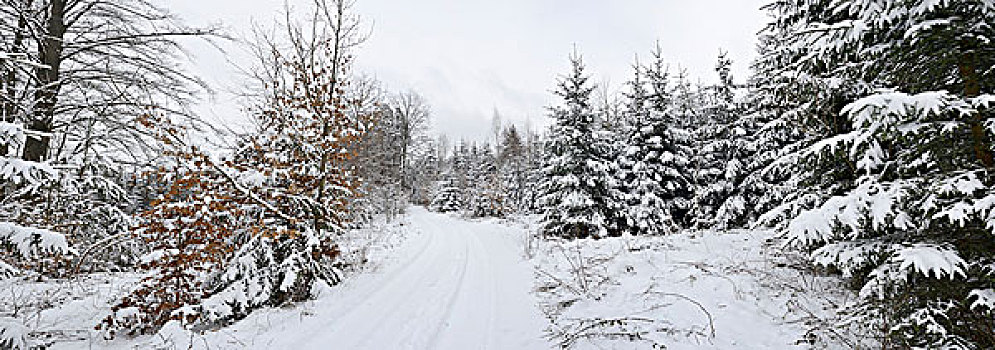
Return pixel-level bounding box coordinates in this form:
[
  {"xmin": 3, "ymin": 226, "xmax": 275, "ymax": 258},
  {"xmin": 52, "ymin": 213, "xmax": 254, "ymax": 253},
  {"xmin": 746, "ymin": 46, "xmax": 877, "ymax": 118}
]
[{"xmin": 169, "ymin": 0, "xmax": 769, "ymax": 141}]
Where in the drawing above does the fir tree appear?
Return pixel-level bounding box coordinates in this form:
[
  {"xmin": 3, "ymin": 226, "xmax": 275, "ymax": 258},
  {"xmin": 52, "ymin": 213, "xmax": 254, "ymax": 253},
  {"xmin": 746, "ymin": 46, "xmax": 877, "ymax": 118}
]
[
  {"xmin": 689, "ymin": 52, "xmax": 746, "ymax": 229},
  {"xmin": 758, "ymin": 1, "xmax": 995, "ymax": 347},
  {"xmin": 538, "ymin": 50, "xmax": 621, "ymax": 239},
  {"xmin": 615, "ymin": 55, "xmax": 678, "ymax": 235},
  {"xmin": 430, "ymin": 175, "xmax": 463, "ymax": 213}
]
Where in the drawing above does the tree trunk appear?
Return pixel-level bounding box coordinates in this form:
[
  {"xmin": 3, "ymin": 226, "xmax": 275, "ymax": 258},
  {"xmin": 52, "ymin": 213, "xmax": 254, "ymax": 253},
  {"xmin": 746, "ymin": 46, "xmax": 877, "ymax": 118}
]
[
  {"xmin": 23, "ymin": 0, "xmax": 66, "ymax": 162},
  {"xmin": 400, "ymin": 116, "xmax": 409, "ymax": 195},
  {"xmin": 313, "ymin": 0, "xmax": 347, "ymax": 232},
  {"xmin": 1, "ymin": 0, "xmax": 30, "ymax": 157},
  {"xmin": 959, "ymin": 51, "xmax": 993, "ymax": 168}
]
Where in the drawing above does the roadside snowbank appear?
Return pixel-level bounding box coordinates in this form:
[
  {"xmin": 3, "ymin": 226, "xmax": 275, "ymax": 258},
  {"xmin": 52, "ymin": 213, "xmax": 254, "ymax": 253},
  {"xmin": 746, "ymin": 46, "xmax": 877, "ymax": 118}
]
[{"xmin": 0, "ymin": 217, "xmax": 411, "ymax": 350}]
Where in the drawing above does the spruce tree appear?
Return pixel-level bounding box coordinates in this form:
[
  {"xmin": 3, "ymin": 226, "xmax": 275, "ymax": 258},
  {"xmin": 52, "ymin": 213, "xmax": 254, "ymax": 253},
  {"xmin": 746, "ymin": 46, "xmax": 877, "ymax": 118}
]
[
  {"xmin": 430, "ymin": 175, "xmax": 463, "ymax": 213},
  {"xmin": 615, "ymin": 56, "xmax": 678, "ymax": 235},
  {"xmin": 638, "ymin": 46, "xmax": 693, "ymax": 229},
  {"xmin": 469, "ymin": 144, "xmax": 505, "ymax": 217},
  {"xmin": 689, "ymin": 52, "xmax": 746, "ymax": 229},
  {"xmin": 522, "ymin": 127, "xmax": 546, "ymax": 214},
  {"xmin": 431, "ymin": 144, "xmax": 471, "ymax": 213},
  {"xmin": 539, "ymin": 50, "xmax": 620, "ymax": 239},
  {"xmin": 757, "ymin": 1, "xmax": 995, "ymax": 347},
  {"xmin": 499, "ymin": 125, "xmax": 527, "ymax": 213}
]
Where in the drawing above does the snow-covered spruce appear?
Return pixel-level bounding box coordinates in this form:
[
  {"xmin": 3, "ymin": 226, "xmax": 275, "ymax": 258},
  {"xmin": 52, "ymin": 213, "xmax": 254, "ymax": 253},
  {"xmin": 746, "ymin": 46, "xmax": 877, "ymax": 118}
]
[
  {"xmin": 754, "ymin": 1, "xmax": 995, "ymax": 347},
  {"xmin": 430, "ymin": 174, "xmax": 464, "ymax": 213},
  {"xmin": 468, "ymin": 145, "xmax": 506, "ymax": 217},
  {"xmin": 615, "ymin": 46, "xmax": 694, "ymax": 235},
  {"xmin": 499, "ymin": 124, "xmax": 531, "ymax": 214},
  {"xmin": 538, "ymin": 51, "xmax": 625, "ymax": 239},
  {"xmin": 688, "ymin": 52, "xmax": 750, "ymax": 230}
]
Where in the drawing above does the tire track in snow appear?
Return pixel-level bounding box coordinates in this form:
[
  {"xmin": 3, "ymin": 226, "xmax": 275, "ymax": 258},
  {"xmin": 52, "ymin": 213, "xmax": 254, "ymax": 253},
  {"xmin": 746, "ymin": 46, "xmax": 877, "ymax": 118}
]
[
  {"xmin": 424, "ymin": 236, "xmax": 470, "ymax": 350},
  {"xmin": 338, "ymin": 227, "xmax": 456, "ymax": 349},
  {"xmin": 285, "ymin": 222, "xmax": 439, "ymax": 348},
  {"xmin": 325, "ymin": 222, "xmax": 437, "ymax": 320},
  {"xmin": 267, "ymin": 208, "xmax": 547, "ymax": 350},
  {"xmin": 343, "ymin": 213, "xmax": 465, "ymax": 349}
]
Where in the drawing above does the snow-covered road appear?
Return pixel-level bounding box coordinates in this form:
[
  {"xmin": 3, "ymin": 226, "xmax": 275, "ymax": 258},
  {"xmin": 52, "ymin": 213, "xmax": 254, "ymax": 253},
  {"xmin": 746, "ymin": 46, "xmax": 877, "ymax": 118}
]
[
  {"xmin": 275, "ymin": 207, "xmax": 548, "ymax": 349},
  {"xmin": 35, "ymin": 207, "xmax": 848, "ymax": 350}
]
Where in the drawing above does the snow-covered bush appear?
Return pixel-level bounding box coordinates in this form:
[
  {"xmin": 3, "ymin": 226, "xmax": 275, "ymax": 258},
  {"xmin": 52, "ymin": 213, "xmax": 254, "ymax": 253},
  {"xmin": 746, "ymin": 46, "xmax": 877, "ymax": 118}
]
[
  {"xmin": 101, "ymin": 1, "xmax": 372, "ymax": 332},
  {"xmin": 0, "ymin": 121, "xmax": 134, "ymax": 277},
  {"xmin": 0, "ymin": 222, "xmax": 73, "ymax": 261},
  {"xmin": 0, "ymin": 99, "xmax": 142, "ymax": 278}
]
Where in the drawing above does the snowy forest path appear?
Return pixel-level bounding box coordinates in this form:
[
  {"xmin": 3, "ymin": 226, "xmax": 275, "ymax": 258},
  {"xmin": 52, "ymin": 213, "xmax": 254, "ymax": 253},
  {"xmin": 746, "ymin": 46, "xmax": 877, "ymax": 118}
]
[{"xmin": 277, "ymin": 207, "xmax": 549, "ymax": 350}]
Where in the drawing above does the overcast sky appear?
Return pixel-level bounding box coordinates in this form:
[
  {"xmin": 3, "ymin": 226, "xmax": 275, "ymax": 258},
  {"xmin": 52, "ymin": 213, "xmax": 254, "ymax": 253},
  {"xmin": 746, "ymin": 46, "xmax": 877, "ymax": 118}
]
[{"xmin": 170, "ymin": 0, "xmax": 770, "ymax": 141}]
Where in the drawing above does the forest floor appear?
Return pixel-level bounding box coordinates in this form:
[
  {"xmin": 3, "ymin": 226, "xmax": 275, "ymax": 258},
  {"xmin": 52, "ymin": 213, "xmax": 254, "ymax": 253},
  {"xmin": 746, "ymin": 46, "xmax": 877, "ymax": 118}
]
[{"xmin": 6, "ymin": 207, "xmax": 860, "ymax": 349}]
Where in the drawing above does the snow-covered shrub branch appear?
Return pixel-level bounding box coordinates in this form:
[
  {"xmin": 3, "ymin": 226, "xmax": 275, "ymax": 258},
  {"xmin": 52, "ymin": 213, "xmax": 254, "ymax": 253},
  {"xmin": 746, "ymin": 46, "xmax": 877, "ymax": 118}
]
[
  {"xmin": 0, "ymin": 317, "xmax": 28, "ymax": 350},
  {"xmin": 0, "ymin": 222, "xmax": 73, "ymax": 260}
]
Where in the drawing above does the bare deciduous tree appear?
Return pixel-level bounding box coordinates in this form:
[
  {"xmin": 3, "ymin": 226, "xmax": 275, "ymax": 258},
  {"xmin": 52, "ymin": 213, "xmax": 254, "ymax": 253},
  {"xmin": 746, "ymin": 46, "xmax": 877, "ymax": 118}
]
[
  {"xmin": 385, "ymin": 90, "xmax": 431, "ymax": 195},
  {"xmin": 0, "ymin": 0, "xmax": 220, "ymax": 163}
]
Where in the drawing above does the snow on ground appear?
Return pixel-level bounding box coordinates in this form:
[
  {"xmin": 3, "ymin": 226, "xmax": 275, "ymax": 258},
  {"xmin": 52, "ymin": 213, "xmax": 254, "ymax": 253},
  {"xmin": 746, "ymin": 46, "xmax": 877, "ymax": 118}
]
[
  {"xmin": 1, "ymin": 215, "xmax": 411, "ymax": 349},
  {"xmin": 9, "ymin": 207, "xmax": 548, "ymax": 349},
  {"xmin": 197, "ymin": 207, "xmax": 548, "ymax": 350},
  {"xmin": 527, "ymin": 225, "xmax": 860, "ymax": 349},
  {"xmin": 3, "ymin": 209, "xmax": 860, "ymax": 349},
  {"xmin": 0, "ymin": 272, "xmax": 143, "ymax": 349}
]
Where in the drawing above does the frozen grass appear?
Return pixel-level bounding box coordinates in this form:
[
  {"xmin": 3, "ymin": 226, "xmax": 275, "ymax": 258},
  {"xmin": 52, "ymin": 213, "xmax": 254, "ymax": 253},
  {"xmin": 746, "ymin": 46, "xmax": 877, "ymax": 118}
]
[{"xmin": 524, "ymin": 221, "xmax": 871, "ymax": 349}]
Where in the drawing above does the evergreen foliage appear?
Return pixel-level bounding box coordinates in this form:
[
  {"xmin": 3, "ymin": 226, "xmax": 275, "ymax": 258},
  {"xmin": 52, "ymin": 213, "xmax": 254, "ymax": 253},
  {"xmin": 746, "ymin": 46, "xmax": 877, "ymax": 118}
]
[
  {"xmin": 754, "ymin": 1, "xmax": 995, "ymax": 347},
  {"xmin": 630, "ymin": 47, "xmax": 694, "ymax": 231},
  {"xmin": 7, "ymin": 2, "xmax": 995, "ymax": 348},
  {"xmin": 689, "ymin": 52, "xmax": 748, "ymax": 229},
  {"xmin": 430, "ymin": 174, "xmax": 463, "ymax": 213},
  {"xmin": 538, "ymin": 51, "xmax": 622, "ymax": 239},
  {"xmin": 499, "ymin": 125, "xmax": 528, "ymax": 214},
  {"xmin": 468, "ymin": 145, "xmax": 505, "ymax": 218},
  {"xmin": 615, "ymin": 53, "xmax": 682, "ymax": 235}
]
